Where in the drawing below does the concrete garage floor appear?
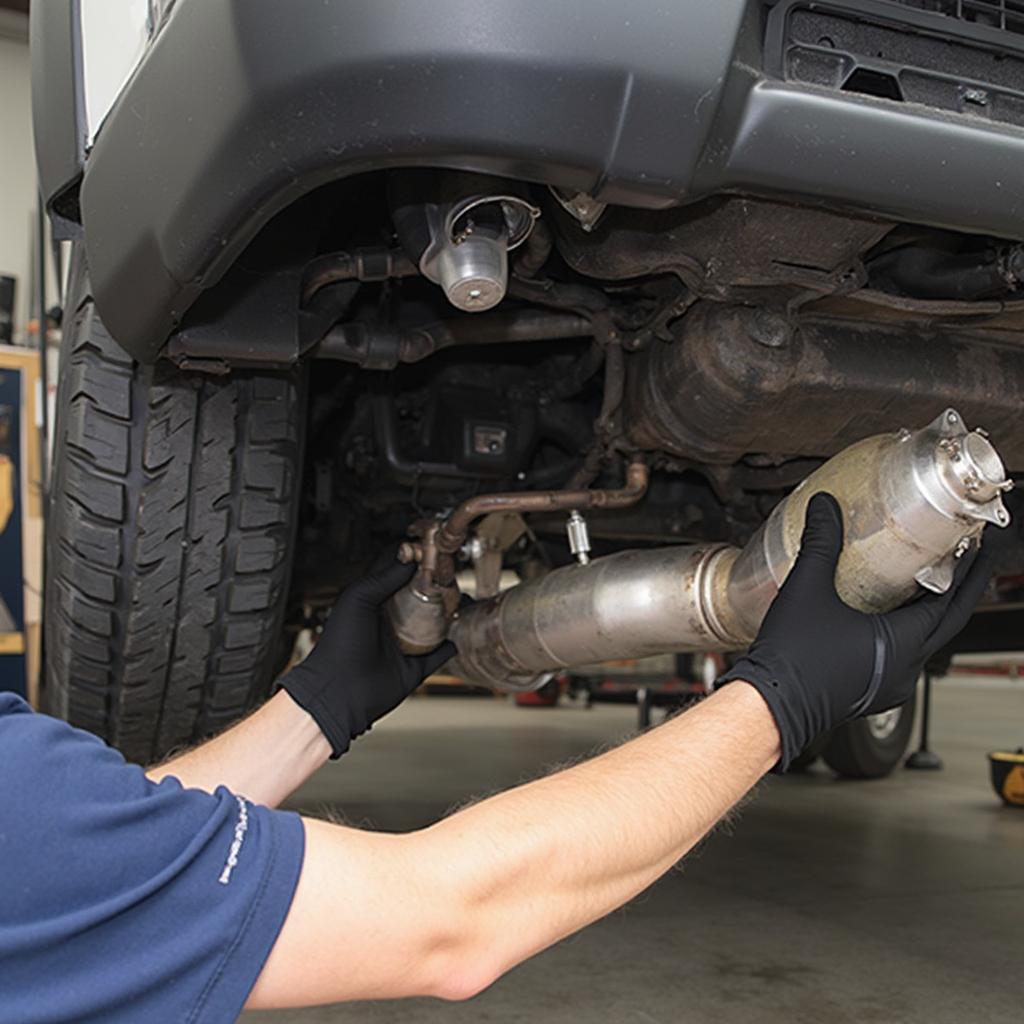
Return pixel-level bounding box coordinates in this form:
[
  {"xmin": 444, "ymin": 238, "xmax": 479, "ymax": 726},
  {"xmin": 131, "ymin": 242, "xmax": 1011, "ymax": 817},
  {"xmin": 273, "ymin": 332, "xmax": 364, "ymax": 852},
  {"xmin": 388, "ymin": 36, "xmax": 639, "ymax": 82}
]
[{"xmin": 243, "ymin": 679, "xmax": 1024, "ymax": 1024}]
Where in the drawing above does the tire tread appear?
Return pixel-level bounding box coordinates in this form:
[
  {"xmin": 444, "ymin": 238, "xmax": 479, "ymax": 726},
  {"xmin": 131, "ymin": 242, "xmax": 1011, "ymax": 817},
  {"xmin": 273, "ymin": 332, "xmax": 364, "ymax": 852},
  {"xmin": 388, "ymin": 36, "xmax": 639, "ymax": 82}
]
[{"xmin": 45, "ymin": 288, "xmax": 302, "ymax": 763}]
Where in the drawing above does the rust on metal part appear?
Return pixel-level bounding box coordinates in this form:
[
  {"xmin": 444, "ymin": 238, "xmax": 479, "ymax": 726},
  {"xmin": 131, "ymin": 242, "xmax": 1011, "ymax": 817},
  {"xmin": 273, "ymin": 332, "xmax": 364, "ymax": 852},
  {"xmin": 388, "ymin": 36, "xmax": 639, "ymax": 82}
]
[
  {"xmin": 436, "ymin": 457, "xmax": 649, "ymax": 557},
  {"xmin": 404, "ymin": 458, "xmax": 649, "ymax": 590}
]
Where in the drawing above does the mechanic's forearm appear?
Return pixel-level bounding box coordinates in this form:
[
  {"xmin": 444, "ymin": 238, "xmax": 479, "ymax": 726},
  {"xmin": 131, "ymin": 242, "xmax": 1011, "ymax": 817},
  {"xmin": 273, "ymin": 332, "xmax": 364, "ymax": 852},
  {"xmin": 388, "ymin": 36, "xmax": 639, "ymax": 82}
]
[
  {"xmin": 247, "ymin": 682, "xmax": 780, "ymax": 1007},
  {"xmin": 424, "ymin": 682, "xmax": 779, "ymax": 994},
  {"xmin": 146, "ymin": 690, "xmax": 330, "ymax": 806}
]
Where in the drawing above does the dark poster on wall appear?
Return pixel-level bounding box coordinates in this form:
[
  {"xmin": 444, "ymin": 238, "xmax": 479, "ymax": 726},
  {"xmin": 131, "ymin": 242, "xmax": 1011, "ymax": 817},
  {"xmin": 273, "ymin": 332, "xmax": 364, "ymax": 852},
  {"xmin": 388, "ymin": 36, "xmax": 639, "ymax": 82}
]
[
  {"xmin": 0, "ymin": 365, "xmax": 25, "ymax": 695},
  {"xmin": 0, "ymin": 276, "xmax": 14, "ymax": 345}
]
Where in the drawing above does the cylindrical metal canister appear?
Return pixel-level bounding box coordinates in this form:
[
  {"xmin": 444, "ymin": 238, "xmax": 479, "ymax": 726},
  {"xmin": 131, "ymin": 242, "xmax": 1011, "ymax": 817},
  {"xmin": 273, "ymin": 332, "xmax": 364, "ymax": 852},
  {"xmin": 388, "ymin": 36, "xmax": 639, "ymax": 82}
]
[
  {"xmin": 448, "ymin": 409, "xmax": 1011, "ymax": 691},
  {"xmin": 721, "ymin": 407, "xmax": 1010, "ymax": 641},
  {"xmin": 448, "ymin": 544, "xmax": 735, "ymax": 691}
]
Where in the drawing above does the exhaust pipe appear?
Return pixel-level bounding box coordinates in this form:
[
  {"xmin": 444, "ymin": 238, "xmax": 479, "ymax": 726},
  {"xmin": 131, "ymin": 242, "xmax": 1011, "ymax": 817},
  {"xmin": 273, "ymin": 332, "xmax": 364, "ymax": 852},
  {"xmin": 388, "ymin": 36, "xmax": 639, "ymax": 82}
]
[{"xmin": 448, "ymin": 409, "xmax": 1012, "ymax": 691}]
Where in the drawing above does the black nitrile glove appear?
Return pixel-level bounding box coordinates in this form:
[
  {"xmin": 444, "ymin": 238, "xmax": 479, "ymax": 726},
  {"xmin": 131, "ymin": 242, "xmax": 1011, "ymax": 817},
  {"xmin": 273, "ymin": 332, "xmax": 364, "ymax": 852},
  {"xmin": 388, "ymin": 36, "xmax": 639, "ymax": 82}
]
[
  {"xmin": 281, "ymin": 560, "xmax": 456, "ymax": 758},
  {"xmin": 717, "ymin": 492, "xmax": 1000, "ymax": 771}
]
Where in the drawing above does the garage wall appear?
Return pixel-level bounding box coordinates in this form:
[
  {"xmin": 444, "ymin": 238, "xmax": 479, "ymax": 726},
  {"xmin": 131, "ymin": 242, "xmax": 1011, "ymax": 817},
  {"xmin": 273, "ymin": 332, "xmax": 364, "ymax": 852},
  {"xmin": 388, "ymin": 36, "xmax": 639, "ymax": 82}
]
[{"xmin": 0, "ymin": 18, "xmax": 36, "ymax": 343}]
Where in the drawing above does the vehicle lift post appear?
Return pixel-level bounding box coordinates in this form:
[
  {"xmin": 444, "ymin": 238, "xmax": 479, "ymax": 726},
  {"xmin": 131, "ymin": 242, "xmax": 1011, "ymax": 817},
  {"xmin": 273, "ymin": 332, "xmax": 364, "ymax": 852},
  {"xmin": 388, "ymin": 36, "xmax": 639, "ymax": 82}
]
[{"xmin": 905, "ymin": 665, "xmax": 943, "ymax": 771}]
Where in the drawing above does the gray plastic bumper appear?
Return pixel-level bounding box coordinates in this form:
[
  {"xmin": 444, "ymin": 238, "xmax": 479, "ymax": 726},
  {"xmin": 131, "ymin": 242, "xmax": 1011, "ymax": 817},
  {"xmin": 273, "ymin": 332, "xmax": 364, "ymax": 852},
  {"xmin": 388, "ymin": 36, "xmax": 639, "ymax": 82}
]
[{"xmin": 73, "ymin": 0, "xmax": 1024, "ymax": 360}]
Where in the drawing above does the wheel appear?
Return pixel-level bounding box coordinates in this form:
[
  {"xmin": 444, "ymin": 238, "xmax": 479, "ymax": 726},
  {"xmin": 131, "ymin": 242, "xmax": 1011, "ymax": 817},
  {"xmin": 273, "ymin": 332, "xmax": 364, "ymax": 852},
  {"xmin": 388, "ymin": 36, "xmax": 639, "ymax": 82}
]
[
  {"xmin": 44, "ymin": 254, "xmax": 305, "ymax": 763},
  {"xmin": 822, "ymin": 692, "xmax": 917, "ymax": 780}
]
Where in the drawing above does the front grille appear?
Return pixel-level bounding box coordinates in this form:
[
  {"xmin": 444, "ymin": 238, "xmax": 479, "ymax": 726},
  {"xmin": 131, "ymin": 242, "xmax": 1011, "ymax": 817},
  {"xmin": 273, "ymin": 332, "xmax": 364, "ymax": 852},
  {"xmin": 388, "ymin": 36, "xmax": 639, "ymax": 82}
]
[
  {"xmin": 894, "ymin": 1, "xmax": 1024, "ymax": 38},
  {"xmin": 767, "ymin": 0, "xmax": 1024, "ymax": 129}
]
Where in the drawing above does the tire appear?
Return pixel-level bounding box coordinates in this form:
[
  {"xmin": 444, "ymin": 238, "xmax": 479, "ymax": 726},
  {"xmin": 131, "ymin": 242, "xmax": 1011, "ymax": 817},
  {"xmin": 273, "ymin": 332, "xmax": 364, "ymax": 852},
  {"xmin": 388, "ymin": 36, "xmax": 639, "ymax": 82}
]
[
  {"xmin": 44, "ymin": 259, "xmax": 305, "ymax": 764},
  {"xmin": 822, "ymin": 692, "xmax": 917, "ymax": 780}
]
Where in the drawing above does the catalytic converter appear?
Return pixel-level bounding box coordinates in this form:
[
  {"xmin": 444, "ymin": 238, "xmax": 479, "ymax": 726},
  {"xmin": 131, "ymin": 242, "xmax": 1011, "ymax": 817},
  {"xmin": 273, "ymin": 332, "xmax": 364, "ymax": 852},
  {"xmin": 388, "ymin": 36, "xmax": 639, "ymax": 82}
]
[{"xmin": 443, "ymin": 409, "xmax": 1012, "ymax": 690}]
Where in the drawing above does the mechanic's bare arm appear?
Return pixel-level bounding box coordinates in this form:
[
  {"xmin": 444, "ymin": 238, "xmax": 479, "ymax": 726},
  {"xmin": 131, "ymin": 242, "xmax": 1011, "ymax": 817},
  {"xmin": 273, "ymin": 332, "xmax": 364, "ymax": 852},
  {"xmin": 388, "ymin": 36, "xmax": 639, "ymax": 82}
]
[
  {"xmin": 245, "ymin": 682, "xmax": 779, "ymax": 1007},
  {"xmin": 146, "ymin": 691, "xmax": 330, "ymax": 807},
  {"xmin": 247, "ymin": 497, "xmax": 997, "ymax": 1009}
]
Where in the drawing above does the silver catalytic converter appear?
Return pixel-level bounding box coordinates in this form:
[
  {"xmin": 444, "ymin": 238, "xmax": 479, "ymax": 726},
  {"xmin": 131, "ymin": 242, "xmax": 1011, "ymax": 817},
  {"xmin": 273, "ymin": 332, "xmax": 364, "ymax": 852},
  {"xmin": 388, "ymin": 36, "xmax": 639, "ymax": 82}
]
[{"xmin": 449, "ymin": 409, "xmax": 1012, "ymax": 691}]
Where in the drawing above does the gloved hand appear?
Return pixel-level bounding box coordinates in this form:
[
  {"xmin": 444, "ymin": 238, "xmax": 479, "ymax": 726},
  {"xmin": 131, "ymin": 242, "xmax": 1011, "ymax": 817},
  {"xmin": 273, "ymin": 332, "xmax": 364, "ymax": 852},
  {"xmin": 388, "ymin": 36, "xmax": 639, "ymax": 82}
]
[
  {"xmin": 717, "ymin": 492, "xmax": 1000, "ymax": 771},
  {"xmin": 281, "ymin": 560, "xmax": 456, "ymax": 758}
]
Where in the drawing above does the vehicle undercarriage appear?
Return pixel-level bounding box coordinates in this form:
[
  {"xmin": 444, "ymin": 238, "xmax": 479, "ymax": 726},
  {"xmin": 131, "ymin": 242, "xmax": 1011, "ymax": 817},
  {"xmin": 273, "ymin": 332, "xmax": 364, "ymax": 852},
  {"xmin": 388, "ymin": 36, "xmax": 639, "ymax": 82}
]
[{"xmin": 34, "ymin": 0, "xmax": 1024, "ymax": 768}]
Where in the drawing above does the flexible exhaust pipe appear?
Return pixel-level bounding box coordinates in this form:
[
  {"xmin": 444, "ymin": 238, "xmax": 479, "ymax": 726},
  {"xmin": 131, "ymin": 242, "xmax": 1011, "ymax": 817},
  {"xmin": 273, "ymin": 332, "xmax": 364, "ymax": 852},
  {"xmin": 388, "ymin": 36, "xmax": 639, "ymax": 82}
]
[{"xmin": 448, "ymin": 409, "xmax": 1012, "ymax": 691}]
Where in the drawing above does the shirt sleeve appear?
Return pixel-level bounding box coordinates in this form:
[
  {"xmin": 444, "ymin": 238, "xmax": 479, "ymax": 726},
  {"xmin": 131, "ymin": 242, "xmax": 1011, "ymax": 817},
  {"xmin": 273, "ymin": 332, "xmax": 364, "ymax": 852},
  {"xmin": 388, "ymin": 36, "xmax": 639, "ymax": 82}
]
[{"xmin": 0, "ymin": 694, "xmax": 305, "ymax": 1024}]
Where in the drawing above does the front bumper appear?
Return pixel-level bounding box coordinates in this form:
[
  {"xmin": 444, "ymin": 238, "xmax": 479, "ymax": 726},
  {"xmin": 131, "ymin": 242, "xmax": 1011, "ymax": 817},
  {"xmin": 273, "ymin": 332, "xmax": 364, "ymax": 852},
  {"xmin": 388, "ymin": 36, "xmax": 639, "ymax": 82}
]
[{"xmin": 71, "ymin": 0, "xmax": 1024, "ymax": 360}]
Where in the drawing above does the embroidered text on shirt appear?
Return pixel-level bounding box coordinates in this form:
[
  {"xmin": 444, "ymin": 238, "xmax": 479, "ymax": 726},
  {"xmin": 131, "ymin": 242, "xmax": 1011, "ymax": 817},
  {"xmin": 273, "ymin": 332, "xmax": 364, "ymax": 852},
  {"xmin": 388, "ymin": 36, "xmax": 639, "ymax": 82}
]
[{"xmin": 218, "ymin": 796, "xmax": 250, "ymax": 885}]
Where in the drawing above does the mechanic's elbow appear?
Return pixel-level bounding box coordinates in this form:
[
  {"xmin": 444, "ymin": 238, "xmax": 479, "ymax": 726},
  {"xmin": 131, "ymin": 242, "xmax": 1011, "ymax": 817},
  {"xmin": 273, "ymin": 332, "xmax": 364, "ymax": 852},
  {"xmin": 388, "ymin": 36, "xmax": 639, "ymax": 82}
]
[
  {"xmin": 430, "ymin": 967, "xmax": 495, "ymax": 1003},
  {"xmin": 419, "ymin": 937, "xmax": 503, "ymax": 1002},
  {"xmin": 417, "ymin": 922, "xmax": 505, "ymax": 1001},
  {"xmin": 411, "ymin": 831, "xmax": 522, "ymax": 1000}
]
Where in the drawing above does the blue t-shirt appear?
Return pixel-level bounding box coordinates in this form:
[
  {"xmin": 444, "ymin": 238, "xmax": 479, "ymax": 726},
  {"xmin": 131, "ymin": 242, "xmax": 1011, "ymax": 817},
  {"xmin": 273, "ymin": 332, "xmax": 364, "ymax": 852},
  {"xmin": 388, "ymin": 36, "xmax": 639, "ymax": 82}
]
[{"xmin": 0, "ymin": 693, "xmax": 305, "ymax": 1023}]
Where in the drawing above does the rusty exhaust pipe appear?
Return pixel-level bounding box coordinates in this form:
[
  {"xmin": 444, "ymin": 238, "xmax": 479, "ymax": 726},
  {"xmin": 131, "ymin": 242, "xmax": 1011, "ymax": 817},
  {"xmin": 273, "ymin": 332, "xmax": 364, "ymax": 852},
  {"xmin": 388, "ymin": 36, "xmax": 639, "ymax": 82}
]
[{"xmin": 387, "ymin": 459, "xmax": 649, "ymax": 655}]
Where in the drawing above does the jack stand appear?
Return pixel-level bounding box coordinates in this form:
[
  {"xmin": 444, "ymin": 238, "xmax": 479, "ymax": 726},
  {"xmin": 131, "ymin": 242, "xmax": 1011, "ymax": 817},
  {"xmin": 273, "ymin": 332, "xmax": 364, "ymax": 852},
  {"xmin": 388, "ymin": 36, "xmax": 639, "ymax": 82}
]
[
  {"xmin": 637, "ymin": 687, "xmax": 652, "ymax": 730},
  {"xmin": 905, "ymin": 668, "xmax": 943, "ymax": 771}
]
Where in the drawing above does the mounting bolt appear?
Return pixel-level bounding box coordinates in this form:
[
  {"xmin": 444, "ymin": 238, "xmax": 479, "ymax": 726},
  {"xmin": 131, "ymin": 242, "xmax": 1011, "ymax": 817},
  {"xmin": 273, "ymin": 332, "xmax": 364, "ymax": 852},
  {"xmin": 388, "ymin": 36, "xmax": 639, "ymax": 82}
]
[
  {"xmin": 398, "ymin": 542, "xmax": 422, "ymax": 564},
  {"xmin": 745, "ymin": 309, "xmax": 792, "ymax": 349}
]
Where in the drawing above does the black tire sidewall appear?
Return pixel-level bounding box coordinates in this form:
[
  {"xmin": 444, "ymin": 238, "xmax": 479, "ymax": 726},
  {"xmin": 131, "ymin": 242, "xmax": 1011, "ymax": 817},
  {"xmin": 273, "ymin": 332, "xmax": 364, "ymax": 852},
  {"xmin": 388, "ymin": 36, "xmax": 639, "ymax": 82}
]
[{"xmin": 823, "ymin": 690, "xmax": 918, "ymax": 779}]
